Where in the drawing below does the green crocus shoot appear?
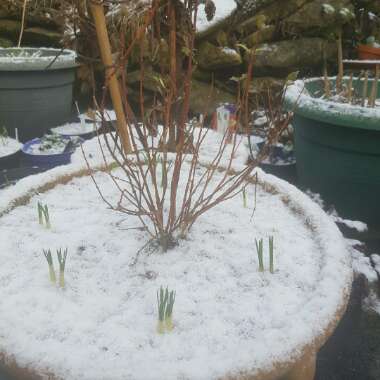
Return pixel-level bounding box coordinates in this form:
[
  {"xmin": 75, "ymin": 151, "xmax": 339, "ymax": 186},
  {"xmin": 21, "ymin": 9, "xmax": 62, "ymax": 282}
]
[
  {"xmin": 43, "ymin": 249, "xmax": 56, "ymax": 284},
  {"xmin": 255, "ymin": 238, "xmax": 264, "ymax": 272},
  {"xmin": 269, "ymin": 236, "xmax": 274, "ymax": 274},
  {"xmin": 165, "ymin": 290, "xmax": 176, "ymax": 331},
  {"xmin": 38, "ymin": 202, "xmax": 51, "ymax": 229},
  {"xmin": 242, "ymin": 187, "xmax": 247, "ymax": 208},
  {"xmin": 157, "ymin": 286, "xmax": 168, "ymax": 334},
  {"xmin": 38, "ymin": 202, "xmax": 43, "ymax": 225},
  {"xmin": 57, "ymin": 248, "xmax": 68, "ymax": 288},
  {"xmin": 43, "ymin": 205, "xmax": 51, "ymax": 229}
]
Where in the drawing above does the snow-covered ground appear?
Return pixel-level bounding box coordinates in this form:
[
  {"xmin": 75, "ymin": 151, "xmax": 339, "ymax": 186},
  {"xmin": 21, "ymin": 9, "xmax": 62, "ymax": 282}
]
[
  {"xmin": 0, "ymin": 131, "xmax": 352, "ymax": 380},
  {"xmin": 197, "ymin": 0, "xmax": 236, "ymax": 32},
  {"xmin": 0, "ymin": 48, "xmax": 76, "ymax": 70},
  {"xmin": 51, "ymin": 121, "xmax": 99, "ymax": 137},
  {"xmin": 285, "ymin": 78, "xmax": 380, "ymax": 122}
]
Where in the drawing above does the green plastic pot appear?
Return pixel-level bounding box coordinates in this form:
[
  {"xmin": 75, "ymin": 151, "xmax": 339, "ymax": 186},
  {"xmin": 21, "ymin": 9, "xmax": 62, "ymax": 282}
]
[{"xmin": 285, "ymin": 77, "xmax": 380, "ymax": 225}]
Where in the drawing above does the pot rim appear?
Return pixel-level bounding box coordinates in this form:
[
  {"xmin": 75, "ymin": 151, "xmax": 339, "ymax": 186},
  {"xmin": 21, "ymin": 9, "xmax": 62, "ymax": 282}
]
[
  {"xmin": 0, "ymin": 47, "xmax": 77, "ymax": 71},
  {"xmin": 357, "ymin": 44, "xmax": 380, "ymax": 52},
  {"xmin": 284, "ymin": 76, "xmax": 380, "ymax": 130},
  {"xmin": 0, "ymin": 152, "xmax": 352, "ymax": 380}
]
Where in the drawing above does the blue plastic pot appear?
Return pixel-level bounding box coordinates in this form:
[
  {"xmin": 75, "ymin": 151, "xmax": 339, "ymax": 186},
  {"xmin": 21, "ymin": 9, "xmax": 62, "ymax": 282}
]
[{"xmin": 21, "ymin": 137, "xmax": 82, "ymax": 168}]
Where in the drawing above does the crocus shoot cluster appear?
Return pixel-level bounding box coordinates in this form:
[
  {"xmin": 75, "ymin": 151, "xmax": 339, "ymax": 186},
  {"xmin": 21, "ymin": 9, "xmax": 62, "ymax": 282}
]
[
  {"xmin": 255, "ymin": 238, "xmax": 264, "ymax": 272},
  {"xmin": 43, "ymin": 249, "xmax": 56, "ymax": 284},
  {"xmin": 43, "ymin": 248, "xmax": 68, "ymax": 288},
  {"xmin": 38, "ymin": 202, "xmax": 51, "ymax": 229},
  {"xmin": 57, "ymin": 248, "xmax": 68, "ymax": 288},
  {"xmin": 157, "ymin": 286, "xmax": 176, "ymax": 334},
  {"xmin": 242, "ymin": 187, "xmax": 247, "ymax": 208},
  {"xmin": 255, "ymin": 236, "xmax": 275, "ymax": 273}
]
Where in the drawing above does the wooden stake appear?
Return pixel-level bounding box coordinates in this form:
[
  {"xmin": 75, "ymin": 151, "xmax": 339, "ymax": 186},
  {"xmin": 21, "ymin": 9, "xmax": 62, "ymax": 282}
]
[
  {"xmin": 323, "ymin": 66, "xmax": 331, "ymax": 98},
  {"xmin": 89, "ymin": 1, "xmax": 132, "ymax": 154},
  {"xmin": 362, "ymin": 71, "xmax": 368, "ymax": 107},
  {"xmin": 17, "ymin": 0, "xmax": 28, "ymax": 47},
  {"xmin": 168, "ymin": 1, "xmax": 177, "ymax": 152},
  {"xmin": 336, "ymin": 29, "xmax": 344, "ymax": 93},
  {"xmin": 323, "ymin": 44, "xmax": 331, "ymax": 98},
  {"xmin": 347, "ymin": 72, "xmax": 353, "ymax": 104},
  {"xmin": 369, "ymin": 65, "xmax": 380, "ymax": 108}
]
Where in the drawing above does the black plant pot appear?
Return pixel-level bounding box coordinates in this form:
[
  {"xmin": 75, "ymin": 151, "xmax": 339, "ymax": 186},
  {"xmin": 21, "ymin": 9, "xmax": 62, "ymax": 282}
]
[{"xmin": 0, "ymin": 149, "xmax": 21, "ymax": 170}]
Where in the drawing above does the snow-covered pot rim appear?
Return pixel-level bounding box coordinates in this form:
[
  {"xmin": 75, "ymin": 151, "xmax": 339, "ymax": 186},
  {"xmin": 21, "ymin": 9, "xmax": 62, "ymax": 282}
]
[
  {"xmin": 284, "ymin": 77, "xmax": 380, "ymax": 131},
  {"xmin": 0, "ymin": 136, "xmax": 352, "ymax": 380},
  {"xmin": 0, "ymin": 137, "xmax": 22, "ymax": 159},
  {"xmin": 0, "ymin": 48, "xmax": 77, "ymax": 71},
  {"xmin": 21, "ymin": 136, "xmax": 77, "ymax": 157}
]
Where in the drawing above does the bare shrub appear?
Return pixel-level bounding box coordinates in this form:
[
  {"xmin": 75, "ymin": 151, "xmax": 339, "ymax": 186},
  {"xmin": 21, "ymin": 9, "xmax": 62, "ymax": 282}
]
[{"xmin": 84, "ymin": 0, "xmax": 292, "ymax": 252}]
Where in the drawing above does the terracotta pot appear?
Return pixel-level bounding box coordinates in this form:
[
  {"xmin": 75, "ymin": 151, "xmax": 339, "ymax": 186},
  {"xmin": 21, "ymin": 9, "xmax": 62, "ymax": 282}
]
[
  {"xmin": 357, "ymin": 44, "xmax": 380, "ymax": 60},
  {"xmin": 0, "ymin": 166, "xmax": 352, "ymax": 380}
]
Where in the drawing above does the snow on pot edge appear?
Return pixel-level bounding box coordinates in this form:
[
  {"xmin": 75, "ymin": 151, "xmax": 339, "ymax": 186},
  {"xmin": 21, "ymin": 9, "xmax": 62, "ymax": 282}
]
[{"xmin": 0, "ymin": 131, "xmax": 352, "ymax": 380}]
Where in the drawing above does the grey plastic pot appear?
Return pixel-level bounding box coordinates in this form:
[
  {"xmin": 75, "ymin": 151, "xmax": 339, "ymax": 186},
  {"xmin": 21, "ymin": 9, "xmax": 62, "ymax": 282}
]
[{"xmin": 0, "ymin": 48, "xmax": 77, "ymax": 143}]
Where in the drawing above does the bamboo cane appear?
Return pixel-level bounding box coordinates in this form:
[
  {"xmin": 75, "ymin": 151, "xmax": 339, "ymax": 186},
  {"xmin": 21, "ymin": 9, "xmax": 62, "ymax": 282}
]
[
  {"xmin": 17, "ymin": 0, "xmax": 28, "ymax": 47},
  {"xmin": 369, "ymin": 65, "xmax": 380, "ymax": 108},
  {"xmin": 347, "ymin": 72, "xmax": 353, "ymax": 104},
  {"xmin": 336, "ymin": 30, "xmax": 344, "ymax": 94},
  {"xmin": 323, "ymin": 43, "xmax": 331, "ymax": 98},
  {"xmin": 89, "ymin": 0, "xmax": 132, "ymax": 154},
  {"xmin": 362, "ymin": 71, "xmax": 368, "ymax": 107}
]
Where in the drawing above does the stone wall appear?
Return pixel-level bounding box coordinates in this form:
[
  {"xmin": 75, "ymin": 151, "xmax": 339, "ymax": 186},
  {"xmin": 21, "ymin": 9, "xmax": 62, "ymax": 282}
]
[
  {"xmin": 0, "ymin": 1, "xmax": 64, "ymax": 47},
  {"xmin": 0, "ymin": 0, "xmax": 378, "ymax": 113}
]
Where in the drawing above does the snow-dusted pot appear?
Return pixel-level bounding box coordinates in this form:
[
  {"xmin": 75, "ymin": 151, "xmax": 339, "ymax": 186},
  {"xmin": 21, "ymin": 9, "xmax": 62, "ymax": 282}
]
[
  {"xmin": 0, "ymin": 137, "xmax": 22, "ymax": 170},
  {"xmin": 0, "ymin": 139, "xmax": 352, "ymax": 380},
  {"xmin": 285, "ymin": 77, "xmax": 380, "ymax": 225},
  {"xmin": 0, "ymin": 48, "xmax": 77, "ymax": 143}
]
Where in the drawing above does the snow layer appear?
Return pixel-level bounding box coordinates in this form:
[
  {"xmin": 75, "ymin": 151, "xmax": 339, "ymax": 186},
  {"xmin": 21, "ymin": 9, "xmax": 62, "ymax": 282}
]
[
  {"xmin": 51, "ymin": 121, "xmax": 99, "ymax": 137},
  {"xmin": 0, "ymin": 137, "xmax": 22, "ymax": 158},
  {"xmin": 0, "ymin": 48, "xmax": 76, "ymax": 71},
  {"xmin": 197, "ymin": 0, "xmax": 237, "ymax": 32},
  {"xmin": 0, "ymin": 131, "xmax": 352, "ymax": 380},
  {"xmin": 285, "ymin": 78, "xmax": 380, "ymax": 127}
]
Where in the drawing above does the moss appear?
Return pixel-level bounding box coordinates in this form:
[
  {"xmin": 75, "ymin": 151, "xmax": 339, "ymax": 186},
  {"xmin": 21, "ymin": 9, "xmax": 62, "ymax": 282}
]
[
  {"xmin": 0, "ymin": 19, "xmax": 21, "ymax": 40},
  {"xmin": 197, "ymin": 41, "xmax": 242, "ymax": 70},
  {"xmin": 0, "ymin": 37, "xmax": 13, "ymax": 48}
]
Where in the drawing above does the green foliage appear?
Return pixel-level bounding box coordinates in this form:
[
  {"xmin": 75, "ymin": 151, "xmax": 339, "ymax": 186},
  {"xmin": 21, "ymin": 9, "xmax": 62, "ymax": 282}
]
[
  {"xmin": 269, "ymin": 236, "xmax": 274, "ymax": 274},
  {"xmin": 57, "ymin": 248, "xmax": 68, "ymax": 288},
  {"xmin": 165, "ymin": 290, "xmax": 176, "ymax": 320},
  {"xmin": 156, "ymin": 286, "xmax": 176, "ymax": 334},
  {"xmin": 157, "ymin": 286, "xmax": 168, "ymax": 322},
  {"xmin": 38, "ymin": 202, "xmax": 51, "ymax": 229},
  {"xmin": 255, "ymin": 238, "xmax": 264, "ymax": 272},
  {"xmin": 255, "ymin": 236, "xmax": 275, "ymax": 273},
  {"xmin": 43, "ymin": 249, "xmax": 56, "ymax": 284},
  {"xmin": 43, "ymin": 248, "xmax": 68, "ymax": 288},
  {"xmin": 242, "ymin": 187, "xmax": 247, "ymax": 208}
]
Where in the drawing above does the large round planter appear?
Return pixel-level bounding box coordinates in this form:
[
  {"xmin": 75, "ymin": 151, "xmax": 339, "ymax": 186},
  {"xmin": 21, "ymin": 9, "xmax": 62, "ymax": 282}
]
[
  {"xmin": 285, "ymin": 77, "xmax": 380, "ymax": 225},
  {"xmin": 0, "ymin": 48, "xmax": 77, "ymax": 143},
  {"xmin": 0, "ymin": 135, "xmax": 352, "ymax": 380}
]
